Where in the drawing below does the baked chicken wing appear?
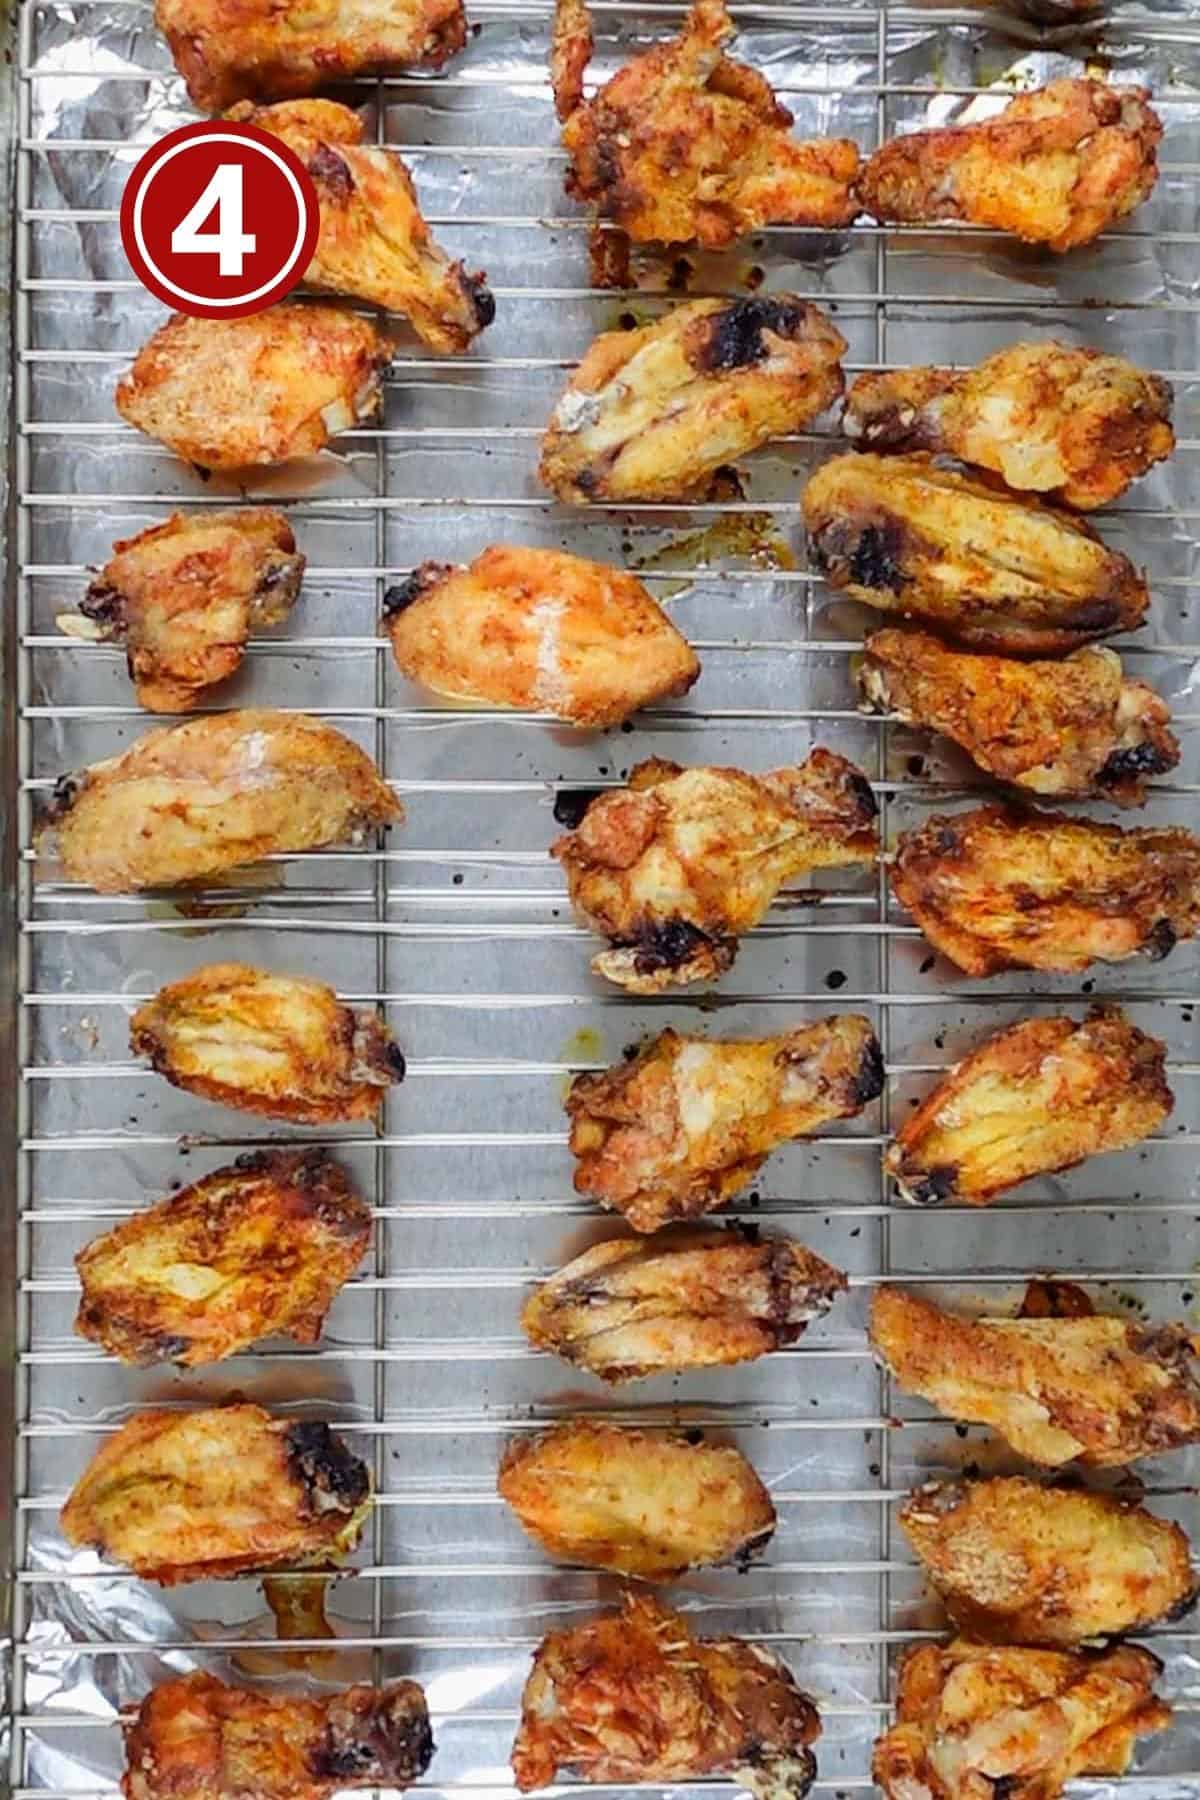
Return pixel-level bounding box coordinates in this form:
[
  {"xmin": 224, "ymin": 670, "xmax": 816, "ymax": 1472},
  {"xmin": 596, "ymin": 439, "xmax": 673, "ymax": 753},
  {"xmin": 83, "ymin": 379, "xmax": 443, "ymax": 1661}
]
[
  {"xmin": 568, "ymin": 1018, "xmax": 883, "ymax": 1231},
  {"xmin": 521, "ymin": 1226, "xmax": 847, "ymax": 1382},
  {"xmin": 551, "ymin": 0, "xmax": 860, "ymax": 247},
  {"xmin": 116, "ymin": 306, "xmax": 390, "ymax": 470},
  {"xmin": 511, "ymin": 1591, "xmax": 821, "ymax": 1797},
  {"xmin": 859, "ymin": 632, "xmax": 1178, "ymax": 807},
  {"xmin": 891, "ymin": 804, "xmax": 1200, "ymax": 977},
  {"xmin": 870, "ymin": 1284, "xmax": 1200, "ymax": 1467},
  {"xmin": 498, "ymin": 1420, "xmax": 775, "ymax": 1580},
  {"xmin": 843, "ymin": 342, "xmax": 1174, "ymax": 510},
  {"xmin": 123, "ymin": 1671, "xmax": 434, "ymax": 1800},
  {"xmin": 385, "ymin": 544, "xmax": 699, "ymax": 725},
  {"xmin": 540, "ymin": 297, "xmax": 846, "ymax": 503},
  {"xmin": 860, "ymin": 79, "xmax": 1162, "ymax": 253},
  {"xmin": 130, "ymin": 963, "xmax": 405, "ymax": 1123},
  {"xmin": 899, "ymin": 1476, "xmax": 1197, "ymax": 1646},
  {"xmin": 804, "ymin": 454, "xmax": 1148, "ymax": 656},
  {"xmin": 39, "ymin": 710, "xmax": 399, "ymax": 893},
  {"xmin": 553, "ymin": 751, "xmax": 878, "ymax": 991},
  {"xmin": 61, "ymin": 1404, "xmax": 371, "ymax": 1582}
]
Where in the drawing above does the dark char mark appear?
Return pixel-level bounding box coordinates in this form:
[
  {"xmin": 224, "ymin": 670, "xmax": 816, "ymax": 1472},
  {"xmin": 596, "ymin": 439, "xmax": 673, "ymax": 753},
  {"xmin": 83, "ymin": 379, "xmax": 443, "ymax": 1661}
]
[
  {"xmin": 1144, "ymin": 918, "xmax": 1178, "ymax": 961},
  {"xmin": 384, "ymin": 1040, "xmax": 408, "ymax": 1082},
  {"xmin": 899, "ymin": 1164, "xmax": 958, "ymax": 1207},
  {"xmin": 626, "ymin": 920, "xmax": 731, "ymax": 977},
  {"xmin": 79, "ymin": 579, "xmax": 125, "ymax": 630},
  {"xmin": 553, "ymin": 786, "xmax": 606, "ymax": 829},
  {"xmin": 383, "ymin": 563, "xmax": 451, "ymax": 617},
  {"xmin": 851, "ymin": 1034, "xmax": 886, "ymax": 1106},
  {"xmin": 1098, "ymin": 741, "xmax": 1177, "ymax": 786},
  {"xmin": 700, "ymin": 298, "xmax": 808, "ymax": 372},
  {"xmin": 465, "ymin": 270, "xmax": 496, "ymax": 329},
  {"xmin": 843, "ymin": 766, "xmax": 879, "ymax": 822},
  {"xmin": 310, "ymin": 1687, "xmax": 435, "ymax": 1786},
  {"xmin": 285, "ymin": 1421, "xmax": 370, "ymax": 1515}
]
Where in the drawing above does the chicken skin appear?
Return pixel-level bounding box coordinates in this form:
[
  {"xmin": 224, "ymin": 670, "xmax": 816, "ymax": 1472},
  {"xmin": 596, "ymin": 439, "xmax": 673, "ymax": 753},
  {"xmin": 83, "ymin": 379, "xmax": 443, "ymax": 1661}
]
[
  {"xmin": 385, "ymin": 545, "xmax": 699, "ymax": 726},
  {"xmin": 870, "ymin": 1284, "xmax": 1200, "ymax": 1468},
  {"xmin": 75, "ymin": 1150, "xmax": 371, "ymax": 1366},
  {"xmin": 843, "ymin": 343, "xmax": 1175, "ymax": 511},
  {"xmin": 123, "ymin": 1672, "xmax": 434, "ymax": 1800},
  {"xmin": 804, "ymin": 454, "xmax": 1148, "ymax": 656},
  {"xmin": 521, "ymin": 1226, "xmax": 847, "ymax": 1383},
  {"xmin": 498, "ymin": 1420, "xmax": 775, "ymax": 1580},
  {"xmin": 39, "ymin": 710, "xmax": 399, "ymax": 893},
  {"xmin": 116, "ymin": 305, "xmax": 390, "ymax": 470},
  {"xmin": 891, "ymin": 804, "xmax": 1200, "ymax": 977},
  {"xmin": 860, "ymin": 79, "xmax": 1162, "ymax": 253},
  {"xmin": 550, "ymin": 0, "xmax": 860, "ymax": 247},
  {"xmin": 553, "ymin": 751, "xmax": 878, "ymax": 992},
  {"xmin": 130, "ymin": 963, "xmax": 404, "ymax": 1124},
  {"xmin": 61, "ymin": 1404, "xmax": 371, "ymax": 1583},
  {"xmin": 511, "ymin": 1591, "xmax": 821, "ymax": 1797},
  {"xmin": 540, "ymin": 297, "xmax": 846, "ymax": 503},
  {"xmin": 885, "ymin": 1008, "xmax": 1172, "ymax": 1208},
  {"xmin": 859, "ymin": 632, "xmax": 1178, "ymax": 807},
  {"xmin": 899, "ymin": 1477, "xmax": 1197, "ymax": 1646},
  {"xmin": 873, "ymin": 1640, "xmax": 1169, "ymax": 1800}
]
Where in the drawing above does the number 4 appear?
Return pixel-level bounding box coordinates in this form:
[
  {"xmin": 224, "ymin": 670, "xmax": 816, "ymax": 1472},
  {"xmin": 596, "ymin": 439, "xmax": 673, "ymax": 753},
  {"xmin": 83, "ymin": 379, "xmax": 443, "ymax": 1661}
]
[{"xmin": 171, "ymin": 164, "xmax": 257, "ymax": 278}]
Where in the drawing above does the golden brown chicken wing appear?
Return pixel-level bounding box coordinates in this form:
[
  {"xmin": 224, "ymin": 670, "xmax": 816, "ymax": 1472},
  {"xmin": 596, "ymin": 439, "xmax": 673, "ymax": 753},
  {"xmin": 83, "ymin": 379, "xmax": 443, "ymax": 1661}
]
[
  {"xmin": 61, "ymin": 1404, "xmax": 372, "ymax": 1583},
  {"xmin": 553, "ymin": 751, "xmax": 878, "ymax": 991},
  {"xmin": 521, "ymin": 1226, "xmax": 847, "ymax": 1382},
  {"xmin": 899, "ymin": 1476, "xmax": 1197, "ymax": 1646},
  {"xmin": 385, "ymin": 545, "xmax": 699, "ymax": 726},
  {"xmin": 498, "ymin": 1420, "xmax": 775, "ymax": 1580},
  {"xmin": 116, "ymin": 305, "xmax": 390, "ymax": 470},
  {"xmin": 804, "ymin": 454, "xmax": 1148, "ymax": 656},
  {"xmin": 859, "ymin": 632, "xmax": 1178, "ymax": 807},
  {"xmin": 870, "ymin": 1284, "xmax": 1200, "ymax": 1467},
  {"xmin": 860, "ymin": 79, "xmax": 1162, "ymax": 253},
  {"xmin": 511, "ymin": 1591, "xmax": 821, "ymax": 1796},
  {"xmin": 891, "ymin": 804, "xmax": 1200, "ymax": 977},
  {"xmin": 130, "ymin": 963, "xmax": 404, "ymax": 1123},
  {"xmin": 540, "ymin": 297, "xmax": 846, "ymax": 503},
  {"xmin": 843, "ymin": 343, "xmax": 1175, "ymax": 511}
]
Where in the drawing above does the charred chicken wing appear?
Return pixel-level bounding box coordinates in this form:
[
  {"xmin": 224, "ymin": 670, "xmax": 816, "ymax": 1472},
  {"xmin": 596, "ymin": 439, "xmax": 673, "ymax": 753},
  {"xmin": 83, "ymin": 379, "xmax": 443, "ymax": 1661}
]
[
  {"xmin": 385, "ymin": 544, "xmax": 699, "ymax": 726},
  {"xmin": 511, "ymin": 1591, "xmax": 821, "ymax": 1797}
]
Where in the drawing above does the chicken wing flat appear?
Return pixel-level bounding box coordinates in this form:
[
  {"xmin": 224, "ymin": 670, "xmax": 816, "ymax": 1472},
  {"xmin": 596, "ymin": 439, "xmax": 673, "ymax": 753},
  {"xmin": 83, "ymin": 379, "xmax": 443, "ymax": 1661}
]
[
  {"xmin": 870, "ymin": 1285, "xmax": 1200, "ymax": 1467},
  {"xmin": 123, "ymin": 1671, "xmax": 434, "ymax": 1800},
  {"xmin": 804, "ymin": 454, "xmax": 1148, "ymax": 656},
  {"xmin": 61, "ymin": 1404, "xmax": 371, "ymax": 1582},
  {"xmin": 116, "ymin": 305, "xmax": 390, "ymax": 470},
  {"xmin": 540, "ymin": 297, "xmax": 846, "ymax": 503},
  {"xmin": 521, "ymin": 1226, "xmax": 847, "ymax": 1382},
  {"xmin": 860, "ymin": 79, "xmax": 1162, "ymax": 253},
  {"xmin": 511, "ymin": 1591, "xmax": 821, "ymax": 1797},
  {"xmin": 551, "ymin": 0, "xmax": 860, "ymax": 247},
  {"xmin": 39, "ymin": 710, "xmax": 399, "ymax": 893},
  {"xmin": 874, "ymin": 1640, "xmax": 1169, "ymax": 1800},
  {"xmin": 859, "ymin": 632, "xmax": 1178, "ymax": 807},
  {"xmin": 885, "ymin": 1008, "xmax": 1172, "ymax": 1208},
  {"xmin": 899, "ymin": 1476, "xmax": 1197, "ymax": 1646},
  {"xmin": 498, "ymin": 1420, "xmax": 775, "ymax": 1580},
  {"xmin": 385, "ymin": 544, "xmax": 699, "ymax": 726},
  {"xmin": 843, "ymin": 343, "xmax": 1174, "ymax": 511},
  {"xmin": 130, "ymin": 963, "xmax": 404, "ymax": 1123},
  {"xmin": 891, "ymin": 804, "xmax": 1200, "ymax": 977},
  {"xmin": 553, "ymin": 751, "xmax": 878, "ymax": 991}
]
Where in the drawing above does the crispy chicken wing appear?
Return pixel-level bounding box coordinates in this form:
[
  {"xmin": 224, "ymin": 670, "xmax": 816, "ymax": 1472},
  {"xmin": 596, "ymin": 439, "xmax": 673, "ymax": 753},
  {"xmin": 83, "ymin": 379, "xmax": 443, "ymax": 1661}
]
[
  {"xmin": 61, "ymin": 1404, "xmax": 371, "ymax": 1583},
  {"xmin": 804, "ymin": 454, "xmax": 1148, "ymax": 656},
  {"xmin": 568, "ymin": 1018, "xmax": 883, "ymax": 1231},
  {"xmin": 385, "ymin": 545, "xmax": 699, "ymax": 725},
  {"xmin": 511, "ymin": 1591, "xmax": 821, "ymax": 1797},
  {"xmin": 521, "ymin": 1226, "xmax": 847, "ymax": 1382},
  {"xmin": 860, "ymin": 79, "xmax": 1162, "ymax": 253},
  {"xmin": 540, "ymin": 297, "xmax": 846, "ymax": 503},
  {"xmin": 870, "ymin": 1284, "xmax": 1200, "ymax": 1467},
  {"xmin": 553, "ymin": 751, "xmax": 878, "ymax": 991},
  {"xmin": 859, "ymin": 632, "xmax": 1178, "ymax": 807},
  {"xmin": 130, "ymin": 963, "xmax": 404, "ymax": 1123},
  {"xmin": 115, "ymin": 306, "xmax": 390, "ymax": 470},
  {"xmin": 899, "ymin": 1476, "xmax": 1197, "ymax": 1646},
  {"xmin": 891, "ymin": 804, "xmax": 1200, "ymax": 977},
  {"xmin": 843, "ymin": 343, "xmax": 1175, "ymax": 510},
  {"xmin": 498, "ymin": 1420, "xmax": 775, "ymax": 1580},
  {"xmin": 551, "ymin": 0, "xmax": 860, "ymax": 247}
]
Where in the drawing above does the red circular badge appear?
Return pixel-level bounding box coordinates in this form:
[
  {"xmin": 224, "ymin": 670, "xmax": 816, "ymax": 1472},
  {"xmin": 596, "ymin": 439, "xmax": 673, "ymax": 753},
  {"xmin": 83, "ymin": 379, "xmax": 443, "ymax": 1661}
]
[{"xmin": 120, "ymin": 121, "xmax": 321, "ymax": 319}]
